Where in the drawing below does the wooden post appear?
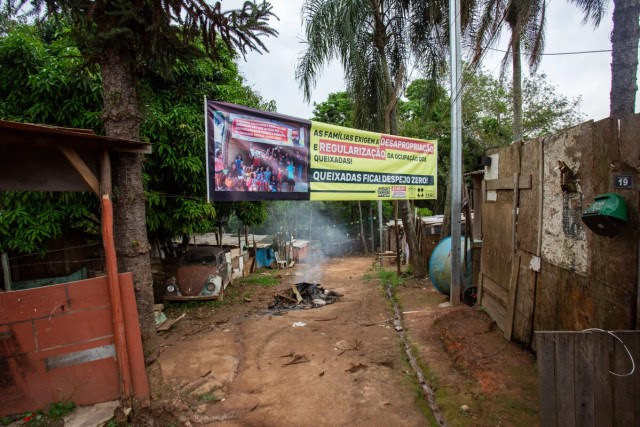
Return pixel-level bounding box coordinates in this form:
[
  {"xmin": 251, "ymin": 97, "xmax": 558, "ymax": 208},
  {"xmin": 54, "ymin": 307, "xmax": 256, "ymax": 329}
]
[
  {"xmin": 369, "ymin": 203, "xmax": 374, "ymax": 253},
  {"xmin": 1, "ymin": 252, "xmax": 11, "ymax": 291},
  {"xmin": 394, "ymin": 201, "xmax": 401, "ymax": 275},
  {"xmin": 100, "ymin": 151, "xmax": 132, "ymax": 400}
]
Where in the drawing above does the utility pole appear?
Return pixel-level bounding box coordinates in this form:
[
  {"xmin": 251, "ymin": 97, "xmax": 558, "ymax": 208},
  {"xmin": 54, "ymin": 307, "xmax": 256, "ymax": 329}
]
[{"xmin": 449, "ymin": 0, "xmax": 462, "ymax": 305}]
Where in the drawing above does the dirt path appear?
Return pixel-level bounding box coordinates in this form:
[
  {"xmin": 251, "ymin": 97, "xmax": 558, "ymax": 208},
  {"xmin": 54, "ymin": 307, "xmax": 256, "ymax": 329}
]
[{"xmin": 149, "ymin": 257, "xmax": 429, "ymax": 426}]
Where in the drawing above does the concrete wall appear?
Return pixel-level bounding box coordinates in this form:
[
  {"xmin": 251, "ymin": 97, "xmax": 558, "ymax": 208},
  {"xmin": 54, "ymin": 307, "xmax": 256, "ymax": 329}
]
[
  {"xmin": 479, "ymin": 115, "xmax": 640, "ymax": 346},
  {"xmin": 0, "ymin": 273, "xmax": 148, "ymax": 416}
]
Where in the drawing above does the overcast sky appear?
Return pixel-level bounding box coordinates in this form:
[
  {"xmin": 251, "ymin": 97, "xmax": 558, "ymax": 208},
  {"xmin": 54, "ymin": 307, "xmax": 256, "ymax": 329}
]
[{"xmin": 228, "ymin": 0, "xmax": 635, "ymax": 122}]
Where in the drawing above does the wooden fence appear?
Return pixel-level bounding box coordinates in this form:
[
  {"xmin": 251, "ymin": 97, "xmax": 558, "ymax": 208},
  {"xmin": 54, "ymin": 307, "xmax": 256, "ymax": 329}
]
[
  {"xmin": 478, "ymin": 115, "xmax": 640, "ymax": 347},
  {"xmin": 536, "ymin": 331, "xmax": 639, "ymax": 426}
]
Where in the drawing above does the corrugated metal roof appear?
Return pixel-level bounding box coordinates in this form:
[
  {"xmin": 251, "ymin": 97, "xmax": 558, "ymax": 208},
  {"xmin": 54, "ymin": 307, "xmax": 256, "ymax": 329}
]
[{"xmin": 0, "ymin": 120, "xmax": 152, "ymax": 154}]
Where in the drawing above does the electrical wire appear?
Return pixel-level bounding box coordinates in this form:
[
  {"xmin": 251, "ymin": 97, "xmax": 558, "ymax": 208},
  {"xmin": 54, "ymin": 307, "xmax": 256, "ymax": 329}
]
[
  {"xmin": 488, "ymin": 46, "xmax": 614, "ymax": 56},
  {"xmin": 582, "ymin": 328, "xmax": 636, "ymax": 377}
]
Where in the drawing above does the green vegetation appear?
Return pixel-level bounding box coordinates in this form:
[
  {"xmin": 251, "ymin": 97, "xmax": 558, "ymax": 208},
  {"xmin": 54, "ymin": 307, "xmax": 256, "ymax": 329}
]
[
  {"xmin": 45, "ymin": 401, "xmax": 75, "ymax": 420},
  {"xmin": 198, "ymin": 392, "xmax": 219, "ymax": 402},
  {"xmin": 0, "ymin": 23, "xmax": 270, "ymax": 254},
  {"xmin": 378, "ymin": 268, "xmax": 405, "ymax": 290},
  {"xmin": 1, "ymin": 401, "xmax": 77, "ymax": 426},
  {"xmin": 239, "ymin": 275, "xmax": 278, "ymax": 288}
]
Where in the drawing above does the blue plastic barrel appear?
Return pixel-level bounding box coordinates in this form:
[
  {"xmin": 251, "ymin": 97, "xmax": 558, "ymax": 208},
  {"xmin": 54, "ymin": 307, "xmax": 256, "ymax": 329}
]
[{"xmin": 428, "ymin": 236, "xmax": 473, "ymax": 295}]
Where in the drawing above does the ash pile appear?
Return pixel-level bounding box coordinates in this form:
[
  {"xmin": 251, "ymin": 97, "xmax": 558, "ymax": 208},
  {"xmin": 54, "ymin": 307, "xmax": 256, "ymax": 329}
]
[{"xmin": 269, "ymin": 282, "xmax": 342, "ymax": 311}]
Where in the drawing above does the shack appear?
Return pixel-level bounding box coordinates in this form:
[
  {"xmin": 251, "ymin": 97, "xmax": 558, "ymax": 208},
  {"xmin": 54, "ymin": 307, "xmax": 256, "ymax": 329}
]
[
  {"xmin": 0, "ymin": 120, "xmax": 151, "ymax": 415},
  {"xmin": 475, "ymin": 115, "xmax": 640, "ymax": 346}
]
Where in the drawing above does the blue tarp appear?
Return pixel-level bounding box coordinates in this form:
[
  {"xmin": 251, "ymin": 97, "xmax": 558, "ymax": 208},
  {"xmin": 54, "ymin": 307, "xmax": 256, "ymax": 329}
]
[{"xmin": 255, "ymin": 246, "xmax": 276, "ymax": 269}]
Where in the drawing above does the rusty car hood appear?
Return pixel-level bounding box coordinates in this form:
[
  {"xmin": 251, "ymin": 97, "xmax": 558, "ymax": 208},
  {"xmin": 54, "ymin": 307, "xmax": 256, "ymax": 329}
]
[{"xmin": 177, "ymin": 265, "xmax": 217, "ymax": 296}]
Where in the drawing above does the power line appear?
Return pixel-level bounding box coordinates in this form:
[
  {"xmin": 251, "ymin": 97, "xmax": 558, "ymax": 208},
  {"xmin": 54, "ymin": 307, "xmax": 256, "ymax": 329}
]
[{"xmin": 488, "ymin": 46, "xmax": 613, "ymax": 56}]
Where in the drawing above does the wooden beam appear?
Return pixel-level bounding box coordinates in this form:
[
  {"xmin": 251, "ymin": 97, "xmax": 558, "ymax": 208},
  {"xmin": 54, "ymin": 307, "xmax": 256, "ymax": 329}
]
[
  {"xmin": 100, "ymin": 150, "xmax": 112, "ymax": 197},
  {"xmin": 504, "ymin": 254, "xmax": 521, "ymax": 340},
  {"xmin": 101, "ymin": 195, "xmax": 132, "ymax": 399},
  {"xmin": 58, "ymin": 146, "xmax": 100, "ymax": 195},
  {"xmin": 511, "ymin": 173, "xmax": 520, "ymax": 255},
  {"xmin": 485, "ymin": 174, "xmax": 532, "ymax": 191},
  {"xmin": 1, "ymin": 253, "xmax": 11, "ymax": 291}
]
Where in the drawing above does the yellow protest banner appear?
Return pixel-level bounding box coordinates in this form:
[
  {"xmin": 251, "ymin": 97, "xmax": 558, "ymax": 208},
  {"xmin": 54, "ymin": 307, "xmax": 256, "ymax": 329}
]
[{"xmin": 308, "ymin": 121, "xmax": 437, "ymax": 200}]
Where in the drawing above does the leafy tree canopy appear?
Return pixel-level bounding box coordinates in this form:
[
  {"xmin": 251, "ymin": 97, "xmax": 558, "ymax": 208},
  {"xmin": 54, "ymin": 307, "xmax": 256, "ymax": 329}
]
[{"xmin": 0, "ymin": 22, "xmax": 272, "ymax": 253}]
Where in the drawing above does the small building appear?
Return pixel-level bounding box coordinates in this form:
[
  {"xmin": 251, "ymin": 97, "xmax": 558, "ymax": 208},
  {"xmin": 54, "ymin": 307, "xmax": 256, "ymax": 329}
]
[{"xmin": 0, "ymin": 120, "xmax": 151, "ymax": 416}]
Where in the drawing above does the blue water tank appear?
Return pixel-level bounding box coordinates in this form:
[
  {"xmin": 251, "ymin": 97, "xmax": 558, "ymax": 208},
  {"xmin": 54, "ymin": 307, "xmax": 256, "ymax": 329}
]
[{"xmin": 428, "ymin": 236, "xmax": 473, "ymax": 295}]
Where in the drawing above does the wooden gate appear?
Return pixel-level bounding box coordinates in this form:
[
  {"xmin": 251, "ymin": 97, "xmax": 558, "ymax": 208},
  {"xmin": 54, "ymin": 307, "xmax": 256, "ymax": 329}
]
[{"xmin": 536, "ymin": 330, "xmax": 639, "ymax": 426}]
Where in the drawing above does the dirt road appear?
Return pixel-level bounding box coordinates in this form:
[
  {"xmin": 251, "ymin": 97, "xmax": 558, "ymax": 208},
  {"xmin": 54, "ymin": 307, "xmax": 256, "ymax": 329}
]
[{"xmin": 149, "ymin": 257, "xmax": 429, "ymax": 426}]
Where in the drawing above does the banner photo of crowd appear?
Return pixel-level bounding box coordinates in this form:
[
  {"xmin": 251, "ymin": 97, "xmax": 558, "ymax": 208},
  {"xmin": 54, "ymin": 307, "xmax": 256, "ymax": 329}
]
[
  {"xmin": 206, "ymin": 100, "xmax": 437, "ymax": 202},
  {"xmin": 206, "ymin": 101, "xmax": 310, "ymax": 201}
]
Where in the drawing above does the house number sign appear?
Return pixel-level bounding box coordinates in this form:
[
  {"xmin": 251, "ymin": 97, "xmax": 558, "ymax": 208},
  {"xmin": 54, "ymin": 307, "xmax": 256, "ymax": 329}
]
[{"xmin": 614, "ymin": 175, "xmax": 633, "ymax": 189}]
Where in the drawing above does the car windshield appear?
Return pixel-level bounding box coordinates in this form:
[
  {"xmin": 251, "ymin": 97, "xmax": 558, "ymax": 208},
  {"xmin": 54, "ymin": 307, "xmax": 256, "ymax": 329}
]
[{"xmin": 181, "ymin": 251, "xmax": 218, "ymax": 266}]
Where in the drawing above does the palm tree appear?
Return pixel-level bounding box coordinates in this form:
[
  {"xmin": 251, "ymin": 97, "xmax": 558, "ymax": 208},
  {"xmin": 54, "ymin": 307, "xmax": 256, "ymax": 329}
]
[
  {"xmin": 3, "ymin": 0, "xmax": 277, "ymax": 344},
  {"xmin": 297, "ymin": 0, "xmax": 428, "ymax": 276},
  {"xmin": 471, "ymin": 0, "xmax": 606, "ymax": 142},
  {"xmin": 610, "ymin": 0, "xmax": 640, "ymax": 117}
]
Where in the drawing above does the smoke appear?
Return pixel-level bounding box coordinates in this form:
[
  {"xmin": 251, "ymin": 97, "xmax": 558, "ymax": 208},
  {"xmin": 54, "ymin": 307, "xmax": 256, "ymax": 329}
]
[{"xmin": 253, "ymin": 201, "xmax": 376, "ymax": 283}]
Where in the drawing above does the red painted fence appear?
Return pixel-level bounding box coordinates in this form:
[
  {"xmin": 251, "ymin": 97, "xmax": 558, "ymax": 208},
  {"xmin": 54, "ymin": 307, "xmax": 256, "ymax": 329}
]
[{"xmin": 0, "ymin": 273, "xmax": 149, "ymax": 416}]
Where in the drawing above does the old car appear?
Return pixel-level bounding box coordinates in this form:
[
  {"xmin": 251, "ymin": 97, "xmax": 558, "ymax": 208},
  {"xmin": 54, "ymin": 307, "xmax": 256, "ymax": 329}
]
[{"xmin": 164, "ymin": 247, "xmax": 230, "ymax": 301}]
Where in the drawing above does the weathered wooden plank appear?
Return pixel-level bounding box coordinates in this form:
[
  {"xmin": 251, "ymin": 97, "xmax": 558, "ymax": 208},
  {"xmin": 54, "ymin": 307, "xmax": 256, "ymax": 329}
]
[
  {"xmin": 536, "ymin": 332, "xmax": 558, "ymax": 427},
  {"xmin": 511, "ymin": 172, "xmax": 520, "ymax": 255},
  {"xmin": 480, "ymin": 202, "xmax": 513, "ymax": 288},
  {"xmin": 592, "ymin": 331, "xmax": 613, "ymax": 427},
  {"xmin": 633, "ymin": 332, "xmax": 640, "ymax": 426},
  {"xmin": 575, "ymin": 332, "xmax": 595, "ymax": 427},
  {"xmin": 516, "ymin": 139, "xmax": 541, "ymax": 255},
  {"xmin": 556, "ymin": 332, "xmax": 576, "ymax": 426},
  {"xmin": 612, "ymin": 331, "xmax": 636, "ymax": 426},
  {"xmin": 481, "ymin": 274, "xmax": 508, "ymax": 306},
  {"xmin": 58, "ymin": 146, "xmax": 101, "ymax": 195},
  {"xmin": 481, "ymin": 288, "xmax": 507, "ymax": 332},
  {"xmin": 513, "ymin": 253, "xmax": 537, "ymax": 346},
  {"xmin": 504, "ymin": 254, "xmax": 521, "ymax": 340},
  {"xmin": 485, "ymin": 174, "xmax": 532, "ymax": 191}
]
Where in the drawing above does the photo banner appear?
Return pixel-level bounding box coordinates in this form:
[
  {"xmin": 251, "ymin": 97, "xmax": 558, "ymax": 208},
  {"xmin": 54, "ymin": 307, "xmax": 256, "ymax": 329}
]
[{"xmin": 206, "ymin": 100, "xmax": 437, "ymax": 201}]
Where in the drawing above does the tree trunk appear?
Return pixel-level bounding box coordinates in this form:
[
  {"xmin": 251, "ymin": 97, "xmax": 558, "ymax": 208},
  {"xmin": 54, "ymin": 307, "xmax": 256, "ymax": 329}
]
[
  {"xmin": 100, "ymin": 49, "xmax": 155, "ymax": 349},
  {"xmin": 511, "ymin": 32, "xmax": 523, "ymax": 142},
  {"xmin": 610, "ymin": 0, "xmax": 640, "ymax": 117},
  {"xmin": 244, "ymin": 224, "xmax": 249, "ymax": 247},
  {"xmin": 400, "ymin": 200, "xmax": 426, "ymax": 277},
  {"xmin": 358, "ymin": 201, "xmax": 369, "ymax": 253}
]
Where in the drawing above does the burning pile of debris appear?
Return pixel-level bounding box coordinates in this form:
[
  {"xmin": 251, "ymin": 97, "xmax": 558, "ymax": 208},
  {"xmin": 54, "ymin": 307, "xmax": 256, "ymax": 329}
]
[{"xmin": 269, "ymin": 282, "xmax": 342, "ymax": 311}]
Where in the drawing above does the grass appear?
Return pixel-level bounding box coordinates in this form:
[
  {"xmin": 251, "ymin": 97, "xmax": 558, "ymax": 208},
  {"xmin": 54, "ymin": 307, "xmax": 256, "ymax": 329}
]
[
  {"xmin": 377, "ymin": 268, "xmax": 405, "ymax": 289},
  {"xmin": 238, "ymin": 275, "xmax": 278, "ymax": 288},
  {"xmin": 198, "ymin": 392, "xmax": 219, "ymax": 403}
]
